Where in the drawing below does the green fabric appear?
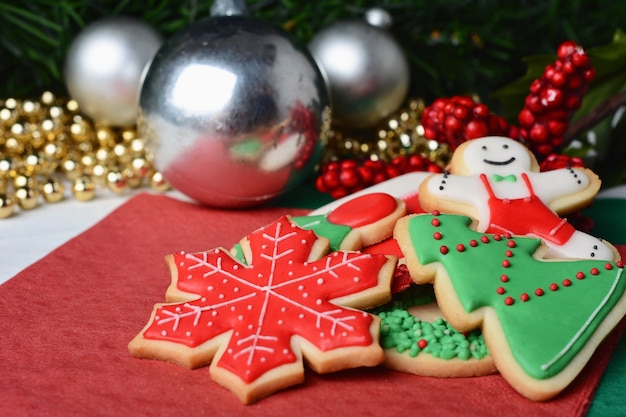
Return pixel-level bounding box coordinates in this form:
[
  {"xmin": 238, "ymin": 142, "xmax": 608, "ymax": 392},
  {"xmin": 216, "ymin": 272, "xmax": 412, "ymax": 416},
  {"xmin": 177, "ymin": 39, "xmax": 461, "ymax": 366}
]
[{"xmin": 583, "ymin": 199, "xmax": 626, "ymax": 245}]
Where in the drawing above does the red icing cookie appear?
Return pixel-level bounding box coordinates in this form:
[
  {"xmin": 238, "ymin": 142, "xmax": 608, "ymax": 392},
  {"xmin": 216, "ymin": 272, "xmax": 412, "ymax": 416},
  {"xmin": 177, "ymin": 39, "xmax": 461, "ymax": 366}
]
[{"xmin": 128, "ymin": 216, "xmax": 396, "ymax": 404}]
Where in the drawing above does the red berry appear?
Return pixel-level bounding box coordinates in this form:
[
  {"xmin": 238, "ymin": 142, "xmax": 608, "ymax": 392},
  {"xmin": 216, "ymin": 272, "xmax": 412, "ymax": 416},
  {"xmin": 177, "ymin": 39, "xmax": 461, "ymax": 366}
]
[
  {"xmin": 530, "ymin": 124, "xmax": 549, "ymax": 143},
  {"xmin": 557, "ymin": 41, "xmax": 577, "ymax": 59},
  {"xmin": 517, "ymin": 40, "xmax": 594, "ymax": 158},
  {"xmin": 422, "ymin": 95, "xmax": 515, "ymax": 149}
]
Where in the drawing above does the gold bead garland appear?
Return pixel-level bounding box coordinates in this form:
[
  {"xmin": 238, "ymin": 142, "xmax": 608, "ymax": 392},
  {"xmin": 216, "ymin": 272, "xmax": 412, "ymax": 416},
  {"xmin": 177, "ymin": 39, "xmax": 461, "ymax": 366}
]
[
  {"xmin": 321, "ymin": 97, "xmax": 452, "ymax": 166},
  {"xmin": 0, "ymin": 92, "xmax": 170, "ymax": 219}
]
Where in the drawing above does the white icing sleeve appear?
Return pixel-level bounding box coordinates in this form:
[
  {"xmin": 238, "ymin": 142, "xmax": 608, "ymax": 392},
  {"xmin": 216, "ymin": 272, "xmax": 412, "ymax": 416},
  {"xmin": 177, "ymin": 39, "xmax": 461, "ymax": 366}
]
[
  {"xmin": 528, "ymin": 169, "xmax": 592, "ymax": 204},
  {"xmin": 425, "ymin": 173, "xmax": 488, "ymax": 207}
]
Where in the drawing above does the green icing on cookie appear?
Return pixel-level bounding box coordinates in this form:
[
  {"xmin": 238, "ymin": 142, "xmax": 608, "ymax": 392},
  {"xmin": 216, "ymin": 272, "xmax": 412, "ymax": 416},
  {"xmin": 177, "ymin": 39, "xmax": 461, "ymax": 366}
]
[
  {"xmin": 231, "ymin": 243, "xmax": 245, "ymax": 264},
  {"xmin": 291, "ymin": 214, "xmax": 352, "ymax": 252},
  {"xmin": 404, "ymin": 213, "xmax": 626, "ymax": 379},
  {"xmin": 373, "ymin": 285, "xmax": 490, "ymax": 361}
]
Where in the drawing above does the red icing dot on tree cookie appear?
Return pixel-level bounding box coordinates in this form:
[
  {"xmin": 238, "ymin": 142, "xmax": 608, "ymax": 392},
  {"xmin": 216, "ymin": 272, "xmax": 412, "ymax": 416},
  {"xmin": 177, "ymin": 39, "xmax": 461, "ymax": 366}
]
[
  {"xmin": 520, "ymin": 293, "xmax": 530, "ymax": 302},
  {"xmin": 418, "ymin": 339, "xmax": 428, "ymax": 349},
  {"xmin": 563, "ymin": 279, "xmax": 572, "ymax": 287},
  {"xmin": 497, "ymin": 286, "xmax": 506, "ymax": 294},
  {"xmin": 605, "ymin": 263, "xmax": 613, "ymax": 270},
  {"xmin": 470, "ymin": 239, "xmax": 478, "ymax": 247},
  {"xmin": 433, "ymin": 231, "xmax": 443, "ymax": 240},
  {"xmin": 500, "ymin": 274, "xmax": 509, "ymax": 282},
  {"xmin": 481, "ymin": 236, "xmax": 490, "ymax": 243},
  {"xmin": 590, "ymin": 268, "xmax": 600, "ymax": 276},
  {"xmin": 327, "ymin": 192, "xmax": 398, "ymax": 228},
  {"xmin": 440, "ymin": 245, "xmax": 449, "ymax": 254},
  {"xmin": 535, "ymin": 288, "xmax": 545, "ymax": 296},
  {"xmin": 502, "ymin": 260, "xmax": 511, "ymax": 268},
  {"xmin": 576, "ymin": 271, "xmax": 585, "ymax": 280},
  {"xmin": 550, "ymin": 283, "xmax": 559, "ymax": 291},
  {"xmin": 505, "ymin": 250, "xmax": 514, "ymax": 257},
  {"xmin": 457, "ymin": 244, "xmax": 466, "ymax": 252},
  {"xmin": 431, "ymin": 218, "xmax": 441, "ymax": 227},
  {"xmin": 504, "ymin": 296, "xmax": 514, "ymax": 305},
  {"xmin": 507, "ymin": 240, "xmax": 516, "ymax": 248}
]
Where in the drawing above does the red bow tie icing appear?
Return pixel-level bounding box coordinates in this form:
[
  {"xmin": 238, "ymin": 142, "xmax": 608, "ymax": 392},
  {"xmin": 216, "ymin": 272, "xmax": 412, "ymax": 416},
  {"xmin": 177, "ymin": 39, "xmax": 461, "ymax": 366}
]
[{"xmin": 129, "ymin": 216, "xmax": 396, "ymax": 404}]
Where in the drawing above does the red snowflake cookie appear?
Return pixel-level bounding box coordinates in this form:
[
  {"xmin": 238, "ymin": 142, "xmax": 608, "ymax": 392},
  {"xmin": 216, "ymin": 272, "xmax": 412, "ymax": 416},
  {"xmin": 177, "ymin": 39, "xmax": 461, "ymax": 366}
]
[{"xmin": 128, "ymin": 216, "xmax": 396, "ymax": 404}]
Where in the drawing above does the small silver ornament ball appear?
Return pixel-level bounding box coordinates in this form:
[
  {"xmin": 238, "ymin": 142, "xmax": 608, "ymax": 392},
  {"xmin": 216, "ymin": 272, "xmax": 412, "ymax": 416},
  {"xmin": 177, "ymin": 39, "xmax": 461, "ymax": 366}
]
[
  {"xmin": 308, "ymin": 19, "xmax": 409, "ymax": 129},
  {"xmin": 139, "ymin": 16, "xmax": 329, "ymax": 208},
  {"xmin": 64, "ymin": 17, "xmax": 163, "ymax": 126}
]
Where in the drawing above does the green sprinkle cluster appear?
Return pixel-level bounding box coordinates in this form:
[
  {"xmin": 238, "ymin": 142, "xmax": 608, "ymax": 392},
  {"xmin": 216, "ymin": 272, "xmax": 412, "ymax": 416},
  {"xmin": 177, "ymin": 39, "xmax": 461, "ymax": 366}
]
[{"xmin": 373, "ymin": 285, "xmax": 490, "ymax": 361}]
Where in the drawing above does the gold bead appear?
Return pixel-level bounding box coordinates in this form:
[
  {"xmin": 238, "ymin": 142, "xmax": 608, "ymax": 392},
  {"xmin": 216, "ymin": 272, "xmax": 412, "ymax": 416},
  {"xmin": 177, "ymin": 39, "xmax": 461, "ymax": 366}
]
[
  {"xmin": 90, "ymin": 163, "xmax": 108, "ymax": 185},
  {"xmin": 15, "ymin": 186, "xmax": 39, "ymax": 210},
  {"xmin": 94, "ymin": 147, "xmax": 111, "ymax": 163},
  {"xmin": 13, "ymin": 173, "xmax": 36, "ymax": 189},
  {"xmin": 112, "ymin": 143, "xmax": 131, "ymax": 163},
  {"xmin": 0, "ymin": 107, "xmax": 17, "ymax": 124},
  {"xmin": 106, "ymin": 169, "xmax": 127, "ymax": 193},
  {"xmin": 61, "ymin": 157, "xmax": 82, "ymax": 180},
  {"xmin": 123, "ymin": 167, "xmax": 143, "ymax": 189},
  {"xmin": 129, "ymin": 138, "xmax": 145, "ymax": 155},
  {"xmin": 0, "ymin": 157, "xmax": 16, "ymax": 179},
  {"xmin": 41, "ymin": 176, "xmax": 64, "ymax": 203},
  {"xmin": 23, "ymin": 152, "xmax": 44, "ymax": 174},
  {"xmin": 0, "ymin": 193, "xmax": 14, "ymax": 218},
  {"xmin": 150, "ymin": 171, "xmax": 170, "ymax": 192},
  {"xmin": 4, "ymin": 98, "xmax": 17, "ymax": 110},
  {"xmin": 48, "ymin": 105, "xmax": 64, "ymax": 119},
  {"xmin": 4, "ymin": 137, "xmax": 24, "ymax": 155},
  {"xmin": 80, "ymin": 153, "xmax": 97, "ymax": 172},
  {"xmin": 41, "ymin": 91, "xmax": 56, "ymax": 106},
  {"xmin": 95, "ymin": 126, "xmax": 117, "ymax": 148},
  {"xmin": 66, "ymin": 99, "xmax": 80, "ymax": 113},
  {"xmin": 121, "ymin": 128, "xmax": 137, "ymax": 142},
  {"xmin": 130, "ymin": 156, "xmax": 152, "ymax": 178},
  {"xmin": 72, "ymin": 176, "xmax": 96, "ymax": 201},
  {"xmin": 70, "ymin": 119, "xmax": 92, "ymax": 142}
]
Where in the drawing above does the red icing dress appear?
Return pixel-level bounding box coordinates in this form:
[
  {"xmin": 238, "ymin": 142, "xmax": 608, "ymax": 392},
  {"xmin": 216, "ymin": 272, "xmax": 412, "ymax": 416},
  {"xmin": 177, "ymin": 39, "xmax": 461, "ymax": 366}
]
[{"xmin": 480, "ymin": 173, "xmax": 575, "ymax": 245}]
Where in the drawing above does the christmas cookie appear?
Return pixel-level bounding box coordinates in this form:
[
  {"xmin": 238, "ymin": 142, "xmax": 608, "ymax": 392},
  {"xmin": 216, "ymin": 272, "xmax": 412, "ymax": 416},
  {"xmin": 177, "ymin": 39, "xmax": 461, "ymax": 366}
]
[
  {"xmin": 297, "ymin": 190, "xmax": 496, "ymax": 377},
  {"xmin": 394, "ymin": 212, "xmax": 626, "ymax": 401},
  {"xmin": 128, "ymin": 216, "xmax": 397, "ymax": 404},
  {"xmin": 372, "ymin": 283, "xmax": 496, "ymax": 378},
  {"xmin": 419, "ymin": 136, "xmax": 617, "ymax": 261},
  {"xmin": 292, "ymin": 192, "xmax": 407, "ymax": 251}
]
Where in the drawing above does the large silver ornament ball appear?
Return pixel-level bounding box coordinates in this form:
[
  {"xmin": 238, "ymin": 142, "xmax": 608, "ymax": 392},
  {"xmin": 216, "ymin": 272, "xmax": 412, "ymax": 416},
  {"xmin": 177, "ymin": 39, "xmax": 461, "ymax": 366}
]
[
  {"xmin": 139, "ymin": 16, "xmax": 329, "ymax": 208},
  {"xmin": 308, "ymin": 20, "xmax": 409, "ymax": 129},
  {"xmin": 64, "ymin": 17, "xmax": 163, "ymax": 126}
]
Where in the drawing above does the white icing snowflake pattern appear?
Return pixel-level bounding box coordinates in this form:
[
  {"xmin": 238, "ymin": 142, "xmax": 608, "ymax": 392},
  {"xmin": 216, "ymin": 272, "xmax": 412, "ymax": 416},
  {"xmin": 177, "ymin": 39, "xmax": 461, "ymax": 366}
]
[{"xmin": 141, "ymin": 216, "xmax": 392, "ymax": 384}]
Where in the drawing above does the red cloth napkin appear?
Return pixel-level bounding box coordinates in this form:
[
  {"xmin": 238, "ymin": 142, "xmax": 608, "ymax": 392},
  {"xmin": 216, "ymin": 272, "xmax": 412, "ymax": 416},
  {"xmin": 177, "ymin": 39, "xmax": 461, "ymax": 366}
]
[{"xmin": 1, "ymin": 192, "xmax": 624, "ymax": 417}]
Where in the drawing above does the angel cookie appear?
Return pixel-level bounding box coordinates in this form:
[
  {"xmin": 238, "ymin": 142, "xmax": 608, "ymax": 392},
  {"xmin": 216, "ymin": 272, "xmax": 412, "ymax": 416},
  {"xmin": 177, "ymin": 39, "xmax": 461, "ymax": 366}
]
[
  {"xmin": 394, "ymin": 212, "xmax": 626, "ymax": 401},
  {"xmin": 419, "ymin": 136, "xmax": 616, "ymax": 260}
]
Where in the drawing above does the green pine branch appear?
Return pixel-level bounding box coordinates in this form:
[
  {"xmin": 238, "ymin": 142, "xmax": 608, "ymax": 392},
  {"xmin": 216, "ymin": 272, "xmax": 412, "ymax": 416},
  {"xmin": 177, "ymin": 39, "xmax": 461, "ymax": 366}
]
[{"xmin": 0, "ymin": 0, "xmax": 624, "ymax": 100}]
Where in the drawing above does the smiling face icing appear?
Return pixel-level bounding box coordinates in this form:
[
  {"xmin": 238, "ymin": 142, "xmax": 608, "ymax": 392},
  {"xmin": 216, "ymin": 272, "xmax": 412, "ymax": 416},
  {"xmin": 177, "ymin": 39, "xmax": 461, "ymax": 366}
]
[{"xmin": 454, "ymin": 136, "xmax": 538, "ymax": 176}]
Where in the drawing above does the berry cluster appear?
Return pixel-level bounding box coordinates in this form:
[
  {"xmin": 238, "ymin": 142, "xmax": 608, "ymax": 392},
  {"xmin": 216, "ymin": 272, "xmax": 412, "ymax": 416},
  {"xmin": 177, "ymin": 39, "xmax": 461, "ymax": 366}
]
[
  {"xmin": 421, "ymin": 96, "xmax": 517, "ymax": 150},
  {"xmin": 518, "ymin": 41, "xmax": 595, "ymax": 157},
  {"xmin": 315, "ymin": 154, "xmax": 442, "ymax": 199},
  {"xmin": 539, "ymin": 153, "xmax": 585, "ymax": 172},
  {"xmin": 421, "ymin": 41, "xmax": 594, "ymax": 159}
]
